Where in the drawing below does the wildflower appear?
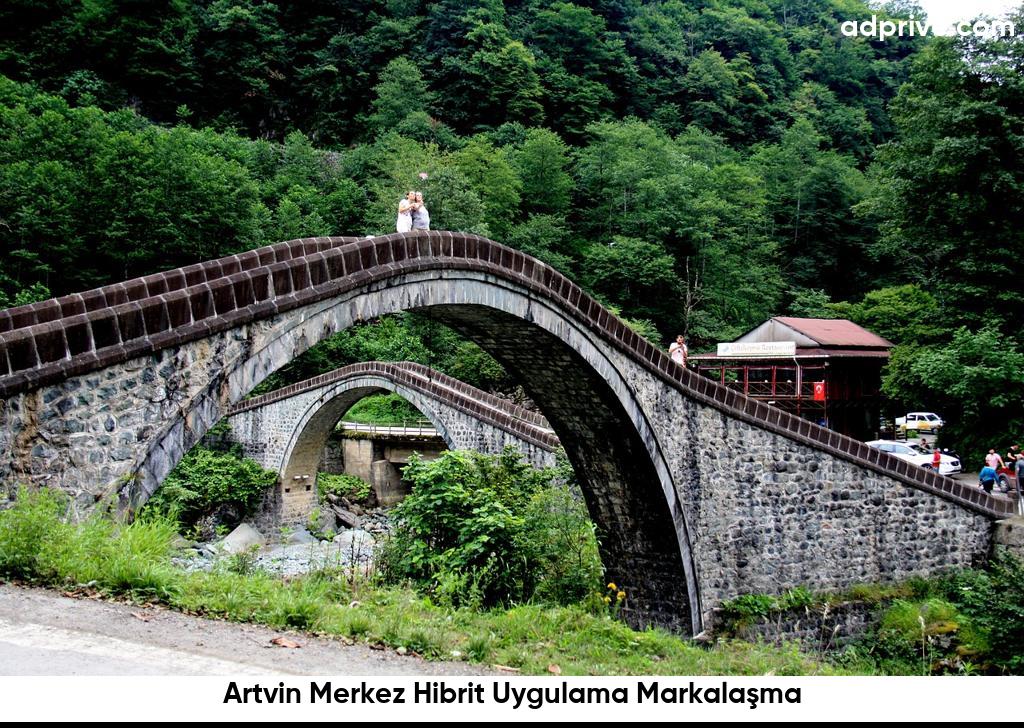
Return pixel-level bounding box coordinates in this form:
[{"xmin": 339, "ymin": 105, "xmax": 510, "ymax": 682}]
[
  {"xmin": 607, "ymin": 582, "xmax": 617, "ymax": 591},
  {"xmin": 603, "ymin": 596, "xmax": 611, "ymax": 604},
  {"xmin": 616, "ymin": 591, "xmax": 626, "ymax": 602}
]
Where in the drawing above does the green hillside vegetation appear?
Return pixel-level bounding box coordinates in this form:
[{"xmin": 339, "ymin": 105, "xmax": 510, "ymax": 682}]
[{"xmin": 1, "ymin": 1, "xmax": 1022, "ymax": 460}]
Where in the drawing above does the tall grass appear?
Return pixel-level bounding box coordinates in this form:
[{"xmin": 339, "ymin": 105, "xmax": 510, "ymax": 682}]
[{"xmin": 0, "ymin": 488, "xmax": 856, "ymax": 675}]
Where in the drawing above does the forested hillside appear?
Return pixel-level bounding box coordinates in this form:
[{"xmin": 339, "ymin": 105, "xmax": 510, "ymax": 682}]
[{"xmin": 1, "ymin": 0, "xmax": 1022, "ymax": 457}]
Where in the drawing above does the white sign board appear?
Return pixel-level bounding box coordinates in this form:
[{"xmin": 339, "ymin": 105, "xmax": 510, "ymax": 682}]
[{"xmin": 716, "ymin": 341, "xmax": 797, "ymax": 358}]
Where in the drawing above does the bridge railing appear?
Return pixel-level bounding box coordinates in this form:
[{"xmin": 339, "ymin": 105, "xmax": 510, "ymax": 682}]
[{"xmin": 336, "ymin": 420, "xmax": 439, "ymax": 438}]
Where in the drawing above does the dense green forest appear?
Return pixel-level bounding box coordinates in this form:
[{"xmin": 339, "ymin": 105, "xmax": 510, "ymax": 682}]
[{"xmin": 1, "ymin": 1, "xmax": 1023, "ymax": 459}]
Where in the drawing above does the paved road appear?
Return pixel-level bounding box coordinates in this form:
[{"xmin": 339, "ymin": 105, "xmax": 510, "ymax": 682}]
[{"xmin": 0, "ymin": 584, "xmax": 489, "ymax": 676}]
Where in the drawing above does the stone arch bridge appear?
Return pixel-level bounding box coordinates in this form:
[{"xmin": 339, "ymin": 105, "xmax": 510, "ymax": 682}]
[
  {"xmin": 222, "ymin": 360, "xmax": 558, "ymax": 520},
  {"xmin": 0, "ymin": 231, "xmax": 1012, "ymax": 634}
]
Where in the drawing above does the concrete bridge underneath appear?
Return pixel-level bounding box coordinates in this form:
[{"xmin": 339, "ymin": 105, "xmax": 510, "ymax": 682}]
[
  {"xmin": 222, "ymin": 360, "xmax": 558, "ymax": 519},
  {"xmin": 0, "ymin": 231, "xmax": 1013, "ymax": 634}
]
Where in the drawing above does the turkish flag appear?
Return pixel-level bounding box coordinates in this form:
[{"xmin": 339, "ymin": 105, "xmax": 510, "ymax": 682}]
[{"xmin": 812, "ymin": 381, "xmax": 826, "ymax": 401}]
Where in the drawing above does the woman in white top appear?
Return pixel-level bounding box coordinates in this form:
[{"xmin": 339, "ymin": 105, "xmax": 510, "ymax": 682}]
[
  {"xmin": 669, "ymin": 335, "xmax": 687, "ymax": 367},
  {"xmin": 396, "ymin": 191, "xmax": 415, "ymax": 233}
]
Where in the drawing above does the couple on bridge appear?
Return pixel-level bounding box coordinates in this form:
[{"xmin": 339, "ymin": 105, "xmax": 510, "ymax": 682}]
[{"xmin": 396, "ymin": 190, "xmax": 430, "ymax": 233}]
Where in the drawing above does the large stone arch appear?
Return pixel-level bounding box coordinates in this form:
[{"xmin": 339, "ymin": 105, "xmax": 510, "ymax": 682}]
[
  {"xmin": 0, "ymin": 232, "xmax": 1011, "ymax": 634},
  {"xmin": 173, "ymin": 269, "xmax": 701, "ymax": 632}
]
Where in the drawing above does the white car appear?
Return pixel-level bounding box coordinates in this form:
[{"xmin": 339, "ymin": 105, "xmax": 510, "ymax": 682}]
[
  {"xmin": 895, "ymin": 412, "xmax": 944, "ymax": 433},
  {"xmin": 866, "ymin": 440, "xmax": 962, "ymax": 475}
]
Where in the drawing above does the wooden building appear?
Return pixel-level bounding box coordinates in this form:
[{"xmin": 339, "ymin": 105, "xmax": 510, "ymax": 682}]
[{"xmin": 689, "ymin": 317, "xmax": 892, "ymax": 441}]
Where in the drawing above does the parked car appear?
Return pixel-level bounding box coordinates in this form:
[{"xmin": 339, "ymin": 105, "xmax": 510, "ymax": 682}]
[
  {"xmin": 866, "ymin": 440, "xmax": 962, "ymax": 475},
  {"xmin": 895, "ymin": 412, "xmax": 944, "ymax": 434},
  {"xmin": 996, "ymin": 466, "xmax": 1018, "ymax": 492}
]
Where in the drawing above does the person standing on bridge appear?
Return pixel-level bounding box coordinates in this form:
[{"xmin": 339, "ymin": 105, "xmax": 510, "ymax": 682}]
[
  {"xmin": 669, "ymin": 335, "xmax": 688, "ymax": 368},
  {"xmin": 412, "ymin": 191, "xmax": 430, "ymax": 231},
  {"xmin": 396, "ymin": 190, "xmax": 415, "ymax": 233}
]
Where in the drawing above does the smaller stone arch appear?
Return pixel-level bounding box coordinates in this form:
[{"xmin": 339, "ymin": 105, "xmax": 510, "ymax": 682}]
[{"xmin": 223, "ymin": 362, "xmax": 560, "ymax": 521}]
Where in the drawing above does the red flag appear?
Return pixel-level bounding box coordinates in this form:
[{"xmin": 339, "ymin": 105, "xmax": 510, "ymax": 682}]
[{"xmin": 812, "ymin": 381, "xmax": 826, "ymax": 401}]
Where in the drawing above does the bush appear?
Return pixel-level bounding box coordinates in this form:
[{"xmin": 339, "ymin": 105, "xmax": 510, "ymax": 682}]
[
  {"xmin": 0, "ymin": 489, "xmax": 179, "ymax": 598},
  {"xmin": 0, "ymin": 488, "xmax": 68, "ymax": 577},
  {"xmin": 520, "ymin": 486, "xmax": 602, "ymax": 605},
  {"xmin": 872, "ymin": 598, "xmax": 989, "ymax": 674},
  {"xmin": 936, "ymin": 550, "xmax": 1024, "ymax": 672},
  {"xmin": 143, "ymin": 444, "xmax": 278, "ymax": 529},
  {"xmin": 317, "ymin": 473, "xmax": 372, "ymax": 503},
  {"xmin": 376, "ymin": 448, "xmax": 603, "ymax": 608}
]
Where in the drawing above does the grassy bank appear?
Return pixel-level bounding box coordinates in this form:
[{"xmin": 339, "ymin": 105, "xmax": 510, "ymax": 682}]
[{"xmin": 0, "ymin": 489, "xmax": 856, "ymax": 676}]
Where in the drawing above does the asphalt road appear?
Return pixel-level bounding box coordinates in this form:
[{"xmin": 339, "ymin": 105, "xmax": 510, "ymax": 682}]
[{"xmin": 0, "ymin": 584, "xmax": 489, "ymax": 676}]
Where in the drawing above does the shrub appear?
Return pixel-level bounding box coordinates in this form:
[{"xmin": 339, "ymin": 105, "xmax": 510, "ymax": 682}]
[
  {"xmin": 0, "ymin": 488, "xmax": 68, "ymax": 578},
  {"xmin": 143, "ymin": 444, "xmax": 278, "ymax": 528},
  {"xmin": 376, "ymin": 447, "xmax": 602, "ymax": 608},
  {"xmin": 872, "ymin": 598, "xmax": 989, "ymax": 674},
  {"xmin": 520, "ymin": 486, "xmax": 602, "ymax": 605},
  {"xmin": 317, "ymin": 473, "xmax": 372, "ymax": 503},
  {"xmin": 0, "ymin": 489, "xmax": 179, "ymax": 598},
  {"xmin": 937, "ymin": 550, "xmax": 1024, "ymax": 672}
]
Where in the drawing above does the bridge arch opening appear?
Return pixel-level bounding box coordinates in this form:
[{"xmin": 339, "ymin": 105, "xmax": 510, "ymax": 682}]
[{"xmin": 277, "ymin": 383, "xmax": 453, "ymax": 515}]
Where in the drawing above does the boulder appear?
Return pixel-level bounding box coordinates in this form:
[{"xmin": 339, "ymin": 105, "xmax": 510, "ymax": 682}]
[
  {"xmin": 286, "ymin": 526, "xmax": 317, "ymax": 545},
  {"xmin": 330, "ymin": 505, "xmax": 361, "ymax": 529},
  {"xmin": 218, "ymin": 522, "xmax": 265, "ymax": 554}
]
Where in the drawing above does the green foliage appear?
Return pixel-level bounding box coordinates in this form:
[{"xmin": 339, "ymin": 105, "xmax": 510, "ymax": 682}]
[
  {"xmin": 881, "ymin": 326, "xmax": 1024, "ymax": 465},
  {"xmin": 366, "ymin": 57, "xmax": 436, "ymax": 136},
  {"xmin": 342, "ymin": 393, "xmax": 424, "ymax": 426},
  {"xmin": 937, "ymin": 551, "xmax": 1024, "ymax": 673},
  {"xmin": 317, "ymin": 472, "xmax": 371, "ymax": 504},
  {"xmin": 873, "ymin": 598, "xmax": 989, "ymax": 675},
  {"xmin": 831, "ymin": 284, "xmax": 944, "ymax": 347},
  {"xmin": 144, "ymin": 442, "xmax": 278, "ymax": 527},
  {"xmin": 511, "ymin": 128, "xmax": 572, "ymax": 216},
  {"xmin": 0, "ymin": 489, "xmax": 179, "ymax": 599},
  {"xmin": 863, "ymin": 32, "xmax": 1024, "ymax": 334},
  {"xmin": 0, "ymin": 487, "xmax": 67, "ymax": 576},
  {"xmin": 582, "ymin": 236, "xmax": 679, "ymax": 328},
  {"xmin": 377, "ymin": 448, "xmax": 602, "ymax": 608},
  {"xmin": 719, "ymin": 587, "xmax": 817, "ymax": 627}
]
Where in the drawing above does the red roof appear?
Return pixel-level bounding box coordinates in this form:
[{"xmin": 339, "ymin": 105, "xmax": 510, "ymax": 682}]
[{"xmin": 772, "ymin": 317, "xmax": 893, "ymax": 348}]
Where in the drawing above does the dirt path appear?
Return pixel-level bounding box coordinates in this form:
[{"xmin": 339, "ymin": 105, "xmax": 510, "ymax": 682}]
[{"xmin": 0, "ymin": 584, "xmax": 490, "ymax": 676}]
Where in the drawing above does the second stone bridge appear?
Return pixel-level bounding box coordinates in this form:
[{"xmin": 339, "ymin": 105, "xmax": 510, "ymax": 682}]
[{"xmin": 222, "ymin": 360, "xmax": 559, "ymax": 520}]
